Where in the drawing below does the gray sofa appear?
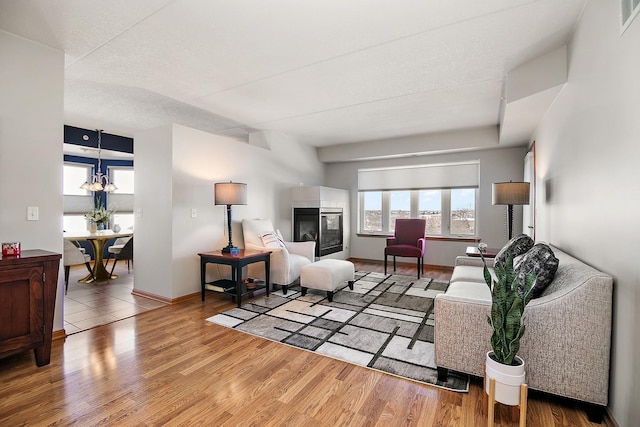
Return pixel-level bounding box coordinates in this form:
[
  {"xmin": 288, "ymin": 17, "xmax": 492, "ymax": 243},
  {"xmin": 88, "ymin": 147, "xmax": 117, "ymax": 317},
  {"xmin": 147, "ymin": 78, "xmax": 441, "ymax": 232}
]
[{"xmin": 434, "ymin": 245, "xmax": 613, "ymax": 418}]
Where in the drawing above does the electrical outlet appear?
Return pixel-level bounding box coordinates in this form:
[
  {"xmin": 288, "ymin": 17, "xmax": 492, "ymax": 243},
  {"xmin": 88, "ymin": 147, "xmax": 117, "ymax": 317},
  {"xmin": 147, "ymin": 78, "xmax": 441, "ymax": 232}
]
[
  {"xmin": 27, "ymin": 206, "xmax": 39, "ymax": 221},
  {"xmin": 191, "ymin": 208, "xmax": 197, "ymax": 218}
]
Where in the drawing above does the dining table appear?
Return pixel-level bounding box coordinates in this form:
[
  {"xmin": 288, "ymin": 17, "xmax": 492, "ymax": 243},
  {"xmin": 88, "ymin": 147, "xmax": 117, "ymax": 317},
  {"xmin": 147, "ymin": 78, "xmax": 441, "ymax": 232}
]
[{"xmin": 63, "ymin": 230, "xmax": 133, "ymax": 282}]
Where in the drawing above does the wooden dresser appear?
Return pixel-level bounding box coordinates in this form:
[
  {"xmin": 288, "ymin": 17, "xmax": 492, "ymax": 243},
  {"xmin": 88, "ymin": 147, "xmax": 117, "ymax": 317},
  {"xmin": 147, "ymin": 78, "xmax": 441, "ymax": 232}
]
[{"xmin": 0, "ymin": 250, "xmax": 61, "ymax": 366}]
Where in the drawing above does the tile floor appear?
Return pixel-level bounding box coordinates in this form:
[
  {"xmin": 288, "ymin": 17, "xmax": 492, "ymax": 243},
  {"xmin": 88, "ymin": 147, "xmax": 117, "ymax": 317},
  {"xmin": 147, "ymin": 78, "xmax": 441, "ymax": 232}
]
[{"xmin": 64, "ymin": 259, "xmax": 167, "ymax": 334}]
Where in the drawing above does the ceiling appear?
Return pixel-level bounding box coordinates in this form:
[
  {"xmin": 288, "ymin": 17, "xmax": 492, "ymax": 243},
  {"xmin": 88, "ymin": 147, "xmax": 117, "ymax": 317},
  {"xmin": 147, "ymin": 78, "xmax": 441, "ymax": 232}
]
[{"xmin": 0, "ymin": 0, "xmax": 586, "ymax": 156}]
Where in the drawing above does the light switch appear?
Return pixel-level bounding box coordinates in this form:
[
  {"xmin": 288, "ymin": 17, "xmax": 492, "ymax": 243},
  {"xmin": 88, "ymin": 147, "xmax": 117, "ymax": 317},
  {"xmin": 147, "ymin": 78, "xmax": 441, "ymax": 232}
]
[
  {"xmin": 136, "ymin": 208, "xmax": 143, "ymax": 218},
  {"xmin": 191, "ymin": 208, "xmax": 197, "ymax": 218},
  {"xmin": 27, "ymin": 206, "xmax": 39, "ymax": 221}
]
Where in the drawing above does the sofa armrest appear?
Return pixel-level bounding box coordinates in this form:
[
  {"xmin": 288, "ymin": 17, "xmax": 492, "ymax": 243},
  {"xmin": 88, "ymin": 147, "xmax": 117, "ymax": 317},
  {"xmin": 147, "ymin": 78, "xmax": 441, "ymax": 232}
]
[
  {"xmin": 454, "ymin": 256, "xmax": 494, "ymax": 268},
  {"xmin": 284, "ymin": 241, "xmax": 315, "ymax": 262},
  {"xmin": 434, "ymin": 287, "xmax": 492, "ymax": 378}
]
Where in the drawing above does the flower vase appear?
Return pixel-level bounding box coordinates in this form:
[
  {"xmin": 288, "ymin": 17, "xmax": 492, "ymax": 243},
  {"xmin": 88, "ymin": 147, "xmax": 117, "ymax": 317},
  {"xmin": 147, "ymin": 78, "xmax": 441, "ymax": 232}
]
[{"xmin": 89, "ymin": 222, "xmax": 97, "ymax": 233}]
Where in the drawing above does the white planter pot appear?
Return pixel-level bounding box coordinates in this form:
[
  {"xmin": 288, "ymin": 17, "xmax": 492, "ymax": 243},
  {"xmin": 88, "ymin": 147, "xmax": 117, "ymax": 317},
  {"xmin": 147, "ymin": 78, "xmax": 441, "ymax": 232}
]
[{"xmin": 485, "ymin": 351, "xmax": 526, "ymax": 406}]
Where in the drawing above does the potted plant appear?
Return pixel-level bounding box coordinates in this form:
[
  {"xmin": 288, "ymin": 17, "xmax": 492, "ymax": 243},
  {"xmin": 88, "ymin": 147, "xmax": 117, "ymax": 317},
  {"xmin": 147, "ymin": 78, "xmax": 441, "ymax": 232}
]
[
  {"xmin": 481, "ymin": 253, "xmax": 535, "ymax": 405},
  {"xmin": 85, "ymin": 197, "xmax": 115, "ymax": 232}
]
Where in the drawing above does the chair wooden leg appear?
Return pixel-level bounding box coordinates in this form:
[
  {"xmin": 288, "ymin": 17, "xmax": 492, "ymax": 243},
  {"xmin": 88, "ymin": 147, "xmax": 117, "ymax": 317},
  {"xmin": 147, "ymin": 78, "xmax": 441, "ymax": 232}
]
[
  {"xmin": 384, "ymin": 255, "xmax": 387, "ymax": 274},
  {"xmin": 393, "ymin": 256, "xmax": 396, "ymax": 272},
  {"xmin": 416, "ymin": 257, "xmax": 420, "ymax": 279},
  {"xmin": 109, "ymin": 259, "xmax": 118, "ymax": 276}
]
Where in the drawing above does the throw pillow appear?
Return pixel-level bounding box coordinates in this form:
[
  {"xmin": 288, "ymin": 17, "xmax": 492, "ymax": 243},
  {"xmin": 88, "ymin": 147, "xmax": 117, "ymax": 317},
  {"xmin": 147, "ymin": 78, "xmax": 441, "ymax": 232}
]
[
  {"xmin": 494, "ymin": 234, "xmax": 534, "ymax": 270},
  {"xmin": 259, "ymin": 232, "xmax": 285, "ymax": 249},
  {"xmin": 514, "ymin": 243, "xmax": 559, "ymax": 298}
]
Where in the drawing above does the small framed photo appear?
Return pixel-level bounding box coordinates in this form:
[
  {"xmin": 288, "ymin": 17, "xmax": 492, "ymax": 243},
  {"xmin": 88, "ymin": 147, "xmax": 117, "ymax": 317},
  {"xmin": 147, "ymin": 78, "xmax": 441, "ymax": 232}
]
[{"xmin": 2, "ymin": 242, "xmax": 21, "ymax": 257}]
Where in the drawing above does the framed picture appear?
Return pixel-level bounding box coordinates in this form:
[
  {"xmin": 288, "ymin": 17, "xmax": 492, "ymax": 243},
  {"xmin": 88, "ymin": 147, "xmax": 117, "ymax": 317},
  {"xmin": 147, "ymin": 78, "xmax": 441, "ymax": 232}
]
[{"xmin": 2, "ymin": 242, "xmax": 21, "ymax": 256}]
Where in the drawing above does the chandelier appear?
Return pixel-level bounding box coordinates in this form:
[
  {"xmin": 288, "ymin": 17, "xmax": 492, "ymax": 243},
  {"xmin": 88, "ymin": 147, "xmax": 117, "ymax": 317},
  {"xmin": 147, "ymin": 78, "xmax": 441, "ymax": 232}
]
[{"xmin": 80, "ymin": 129, "xmax": 118, "ymax": 192}]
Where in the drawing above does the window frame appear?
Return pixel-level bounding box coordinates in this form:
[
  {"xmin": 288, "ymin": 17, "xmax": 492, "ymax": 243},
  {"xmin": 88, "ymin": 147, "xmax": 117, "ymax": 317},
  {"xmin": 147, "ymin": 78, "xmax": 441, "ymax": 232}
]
[
  {"xmin": 358, "ymin": 188, "xmax": 478, "ymax": 238},
  {"xmin": 621, "ymin": 0, "xmax": 640, "ymax": 34}
]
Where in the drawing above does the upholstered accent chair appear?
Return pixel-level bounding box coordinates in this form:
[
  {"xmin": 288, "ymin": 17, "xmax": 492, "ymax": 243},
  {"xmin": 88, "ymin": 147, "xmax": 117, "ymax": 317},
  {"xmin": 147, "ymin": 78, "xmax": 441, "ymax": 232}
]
[
  {"xmin": 384, "ymin": 218, "xmax": 427, "ymax": 278},
  {"xmin": 63, "ymin": 240, "xmax": 95, "ymax": 294},
  {"xmin": 242, "ymin": 218, "xmax": 315, "ymax": 294}
]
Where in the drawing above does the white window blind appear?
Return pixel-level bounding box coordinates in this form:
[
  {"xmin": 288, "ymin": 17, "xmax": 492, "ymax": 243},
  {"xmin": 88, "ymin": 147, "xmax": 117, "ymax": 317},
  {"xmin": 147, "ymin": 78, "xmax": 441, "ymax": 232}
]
[{"xmin": 358, "ymin": 162, "xmax": 479, "ymax": 191}]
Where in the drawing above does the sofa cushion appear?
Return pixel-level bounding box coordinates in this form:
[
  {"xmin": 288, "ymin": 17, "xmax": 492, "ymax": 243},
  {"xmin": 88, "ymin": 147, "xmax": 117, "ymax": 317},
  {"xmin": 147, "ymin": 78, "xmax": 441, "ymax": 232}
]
[
  {"xmin": 451, "ymin": 265, "xmax": 495, "ymax": 284},
  {"xmin": 514, "ymin": 243, "xmax": 559, "ymax": 298},
  {"xmin": 494, "ymin": 234, "xmax": 534, "ymax": 270}
]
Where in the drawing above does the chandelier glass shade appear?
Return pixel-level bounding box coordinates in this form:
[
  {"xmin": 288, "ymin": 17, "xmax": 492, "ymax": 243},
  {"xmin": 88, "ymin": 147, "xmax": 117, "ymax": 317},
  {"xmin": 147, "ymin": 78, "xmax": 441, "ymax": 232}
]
[{"xmin": 80, "ymin": 129, "xmax": 117, "ymax": 192}]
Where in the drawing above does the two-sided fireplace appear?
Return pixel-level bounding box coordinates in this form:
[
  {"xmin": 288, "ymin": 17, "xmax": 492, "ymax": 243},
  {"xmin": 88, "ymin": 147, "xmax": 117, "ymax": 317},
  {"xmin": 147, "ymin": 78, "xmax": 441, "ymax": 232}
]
[{"xmin": 293, "ymin": 208, "xmax": 343, "ymax": 257}]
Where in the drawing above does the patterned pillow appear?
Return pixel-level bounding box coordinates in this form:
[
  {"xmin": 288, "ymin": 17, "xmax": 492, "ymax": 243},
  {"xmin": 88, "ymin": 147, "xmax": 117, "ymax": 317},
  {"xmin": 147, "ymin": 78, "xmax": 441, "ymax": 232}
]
[
  {"xmin": 514, "ymin": 243, "xmax": 559, "ymax": 298},
  {"xmin": 494, "ymin": 234, "xmax": 534, "ymax": 270},
  {"xmin": 259, "ymin": 232, "xmax": 285, "ymax": 249}
]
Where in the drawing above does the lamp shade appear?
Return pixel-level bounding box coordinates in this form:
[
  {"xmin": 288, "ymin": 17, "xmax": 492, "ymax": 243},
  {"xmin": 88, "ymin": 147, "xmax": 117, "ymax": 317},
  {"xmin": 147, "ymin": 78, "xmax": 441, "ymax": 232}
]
[
  {"xmin": 492, "ymin": 182, "xmax": 530, "ymax": 205},
  {"xmin": 214, "ymin": 182, "xmax": 247, "ymax": 205}
]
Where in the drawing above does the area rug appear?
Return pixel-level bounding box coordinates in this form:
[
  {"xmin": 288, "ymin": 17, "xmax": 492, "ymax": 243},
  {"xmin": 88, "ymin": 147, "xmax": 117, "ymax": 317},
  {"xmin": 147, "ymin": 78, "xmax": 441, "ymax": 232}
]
[{"xmin": 206, "ymin": 271, "xmax": 469, "ymax": 392}]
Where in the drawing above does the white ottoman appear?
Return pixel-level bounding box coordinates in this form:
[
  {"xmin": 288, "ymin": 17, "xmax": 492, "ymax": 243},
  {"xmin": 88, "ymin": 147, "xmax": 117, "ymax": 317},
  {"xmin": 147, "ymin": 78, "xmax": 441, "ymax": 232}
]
[{"xmin": 300, "ymin": 259, "xmax": 355, "ymax": 302}]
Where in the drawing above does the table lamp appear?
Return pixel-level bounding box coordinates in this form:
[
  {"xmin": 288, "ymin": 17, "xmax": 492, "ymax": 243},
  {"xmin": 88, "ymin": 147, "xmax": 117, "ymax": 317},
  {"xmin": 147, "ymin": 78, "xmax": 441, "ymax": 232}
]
[
  {"xmin": 214, "ymin": 181, "xmax": 247, "ymax": 253},
  {"xmin": 492, "ymin": 181, "xmax": 530, "ymax": 240}
]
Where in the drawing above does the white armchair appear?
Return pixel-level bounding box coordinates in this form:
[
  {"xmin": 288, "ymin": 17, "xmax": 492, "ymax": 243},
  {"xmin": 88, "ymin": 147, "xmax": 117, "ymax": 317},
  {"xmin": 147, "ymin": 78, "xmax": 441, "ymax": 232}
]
[{"xmin": 242, "ymin": 218, "xmax": 315, "ymax": 294}]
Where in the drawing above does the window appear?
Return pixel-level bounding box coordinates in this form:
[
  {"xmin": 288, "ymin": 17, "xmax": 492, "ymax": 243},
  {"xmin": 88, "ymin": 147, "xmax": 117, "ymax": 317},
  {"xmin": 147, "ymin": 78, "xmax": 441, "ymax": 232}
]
[
  {"xmin": 359, "ymin": 189, "xmax": 477, "ymax": 237},
  {"xmin": 112, "ymin": 213, "xmax": 134, "ymax": 232},
  {"xmin": 419, "ymin": 190, "xmax": 442, "ymax": 235},
  {"xmin": 357, "ymin": 162, "xmax": 479, "ymax": 237},
  {"xmin": 63, "ymin": 163, "xmax": 91, "ymax": 196},
  {"xmin": 110, "ymin": 167, "xmax": 134, "ymax": 194},
  {"xmin": 63, "ymin": 214, "xmax": 88, "ymax": 233},
  {"xmin": 389, "ymin": 191, "xmax": 410, "ymax": 232},
  {"xmin": 362, "ymin": 191, "xmax": 382, "ymax": 232},
  {"xmin": 622, "ymin": 0, "xmax": 640, "ymax": 32},
  {"xmin": 450, "ymin": 188, "xmax": 476, "ymax": 235}
]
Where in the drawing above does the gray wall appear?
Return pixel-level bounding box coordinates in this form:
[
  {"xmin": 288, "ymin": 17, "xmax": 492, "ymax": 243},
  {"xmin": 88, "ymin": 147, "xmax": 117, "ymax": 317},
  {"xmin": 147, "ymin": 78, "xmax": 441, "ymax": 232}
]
[
  {"xmin": 532, "ymin": 2, "xmax": 639, "ymax": 425},
  {"xmin": 0, "ymin": 30, "xmax": 65, "ymax": 330},
  {"xmin": 325, "ymin": 145, "xmax": 527, "ymax": 267},
  {"xmin": 133, "ymin": 124, "xmax": 325, "ymax": 300}
]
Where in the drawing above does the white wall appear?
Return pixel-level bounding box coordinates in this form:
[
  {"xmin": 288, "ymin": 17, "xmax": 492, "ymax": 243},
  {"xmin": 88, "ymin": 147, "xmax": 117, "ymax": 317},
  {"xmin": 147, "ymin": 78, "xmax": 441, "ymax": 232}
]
[
  {"xmin": 325, "ymin": 146, "xmax": 527, "ymax": 266},
  {"xmin": 0, "ymin": 31, "xmax": 65, "ymax": 330},
  {"xmin": 133, "ymin": 124, "xmax": 324, "ymax": 299},
  {"xmin": 532, "ymin": 2, "xmax": 640, "ymax": 425}
]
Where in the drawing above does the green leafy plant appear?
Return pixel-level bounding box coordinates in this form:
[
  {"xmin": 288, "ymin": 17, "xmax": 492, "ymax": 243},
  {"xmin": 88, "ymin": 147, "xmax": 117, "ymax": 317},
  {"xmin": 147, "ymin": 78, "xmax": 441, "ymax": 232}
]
[{"xmin": 481, "ymin": 254, "xmax": 536, "ymax": 366}]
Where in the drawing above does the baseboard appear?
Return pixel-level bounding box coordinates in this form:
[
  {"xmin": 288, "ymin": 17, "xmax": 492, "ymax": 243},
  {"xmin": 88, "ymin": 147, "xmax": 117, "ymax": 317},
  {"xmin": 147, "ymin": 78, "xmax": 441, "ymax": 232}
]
[
  {"xmin": 131, "ymin": 288, "xmax": 172, "ymax": 304},
  {"xmin": 131, "ymin": 288, "xmax": 200, "ymax": 304},
  {"xmin": 604, "ymin": 407, "xmax": 619, "ymax": 427},
  {"xmin": 52, "ymin": 329, "xmax": 67, "ymax": 341}
]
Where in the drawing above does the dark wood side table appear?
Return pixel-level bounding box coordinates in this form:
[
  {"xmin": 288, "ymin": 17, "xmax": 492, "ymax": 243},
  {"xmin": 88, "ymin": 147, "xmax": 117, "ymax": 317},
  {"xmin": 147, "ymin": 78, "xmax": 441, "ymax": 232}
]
[
  {"xmin": 198, "ymin": 249, "xmax": 271, "ymax": 307},
  {"xmin": 465, "ymin": 246, "xmax": 500, "ymax": 258},
  {"xmin": 0, "ymin": 250, "xmax": 61, "ymax": 366}
]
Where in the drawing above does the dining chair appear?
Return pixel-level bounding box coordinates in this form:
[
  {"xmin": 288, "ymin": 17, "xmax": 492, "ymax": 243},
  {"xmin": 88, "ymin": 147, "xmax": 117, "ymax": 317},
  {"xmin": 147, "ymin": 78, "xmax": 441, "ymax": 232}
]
[
  {"xmin": 384, "ymin": 218, "xmax": 427, "ymax": 278},
  {"xmin": 108, "ymin": 237, "xmax": 133, "ymax": 277},
  {"xmin": 105, "ymin": 237, "xmax": 131, "ymax": 270},
  {"xmin": 63, "ymin": 239, "xmax": 95, "ymax": 294}
]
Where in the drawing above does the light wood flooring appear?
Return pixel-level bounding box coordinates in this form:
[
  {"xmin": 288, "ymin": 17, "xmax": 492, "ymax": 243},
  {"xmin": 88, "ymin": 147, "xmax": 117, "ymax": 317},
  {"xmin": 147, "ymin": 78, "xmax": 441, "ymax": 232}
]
[{"xmin": 0, "ymin": 260, "xmax": 612, "ymax": 426}]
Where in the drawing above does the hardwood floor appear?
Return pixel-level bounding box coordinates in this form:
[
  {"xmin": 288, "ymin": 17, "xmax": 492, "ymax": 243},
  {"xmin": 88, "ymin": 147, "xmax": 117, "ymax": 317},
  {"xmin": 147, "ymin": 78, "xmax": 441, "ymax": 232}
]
[{"xmin": 0, "ymin": 260, "xmax": 609, "ymax": 426}]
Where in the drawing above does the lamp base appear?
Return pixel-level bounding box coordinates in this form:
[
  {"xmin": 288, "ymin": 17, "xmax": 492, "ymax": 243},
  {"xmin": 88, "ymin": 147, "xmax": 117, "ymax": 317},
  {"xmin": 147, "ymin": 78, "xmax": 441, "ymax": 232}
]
[{"xmin": 221, "ymin": 245, "xmax": 238, "ymax": 254}]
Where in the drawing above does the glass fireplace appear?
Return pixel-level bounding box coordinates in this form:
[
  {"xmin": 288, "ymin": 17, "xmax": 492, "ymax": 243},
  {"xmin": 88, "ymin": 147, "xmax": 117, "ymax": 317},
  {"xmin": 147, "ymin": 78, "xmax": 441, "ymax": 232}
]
[{"xmin": 293, "ymin": 208, "xmax": 343, "ymax": 257}]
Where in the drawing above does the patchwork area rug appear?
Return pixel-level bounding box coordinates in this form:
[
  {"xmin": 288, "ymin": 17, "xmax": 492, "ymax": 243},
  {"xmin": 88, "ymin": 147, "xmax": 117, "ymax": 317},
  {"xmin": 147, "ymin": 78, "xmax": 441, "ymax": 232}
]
[{"xmin": 206, "ymin": 271, "xmax": 469, "ymax": 392}]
